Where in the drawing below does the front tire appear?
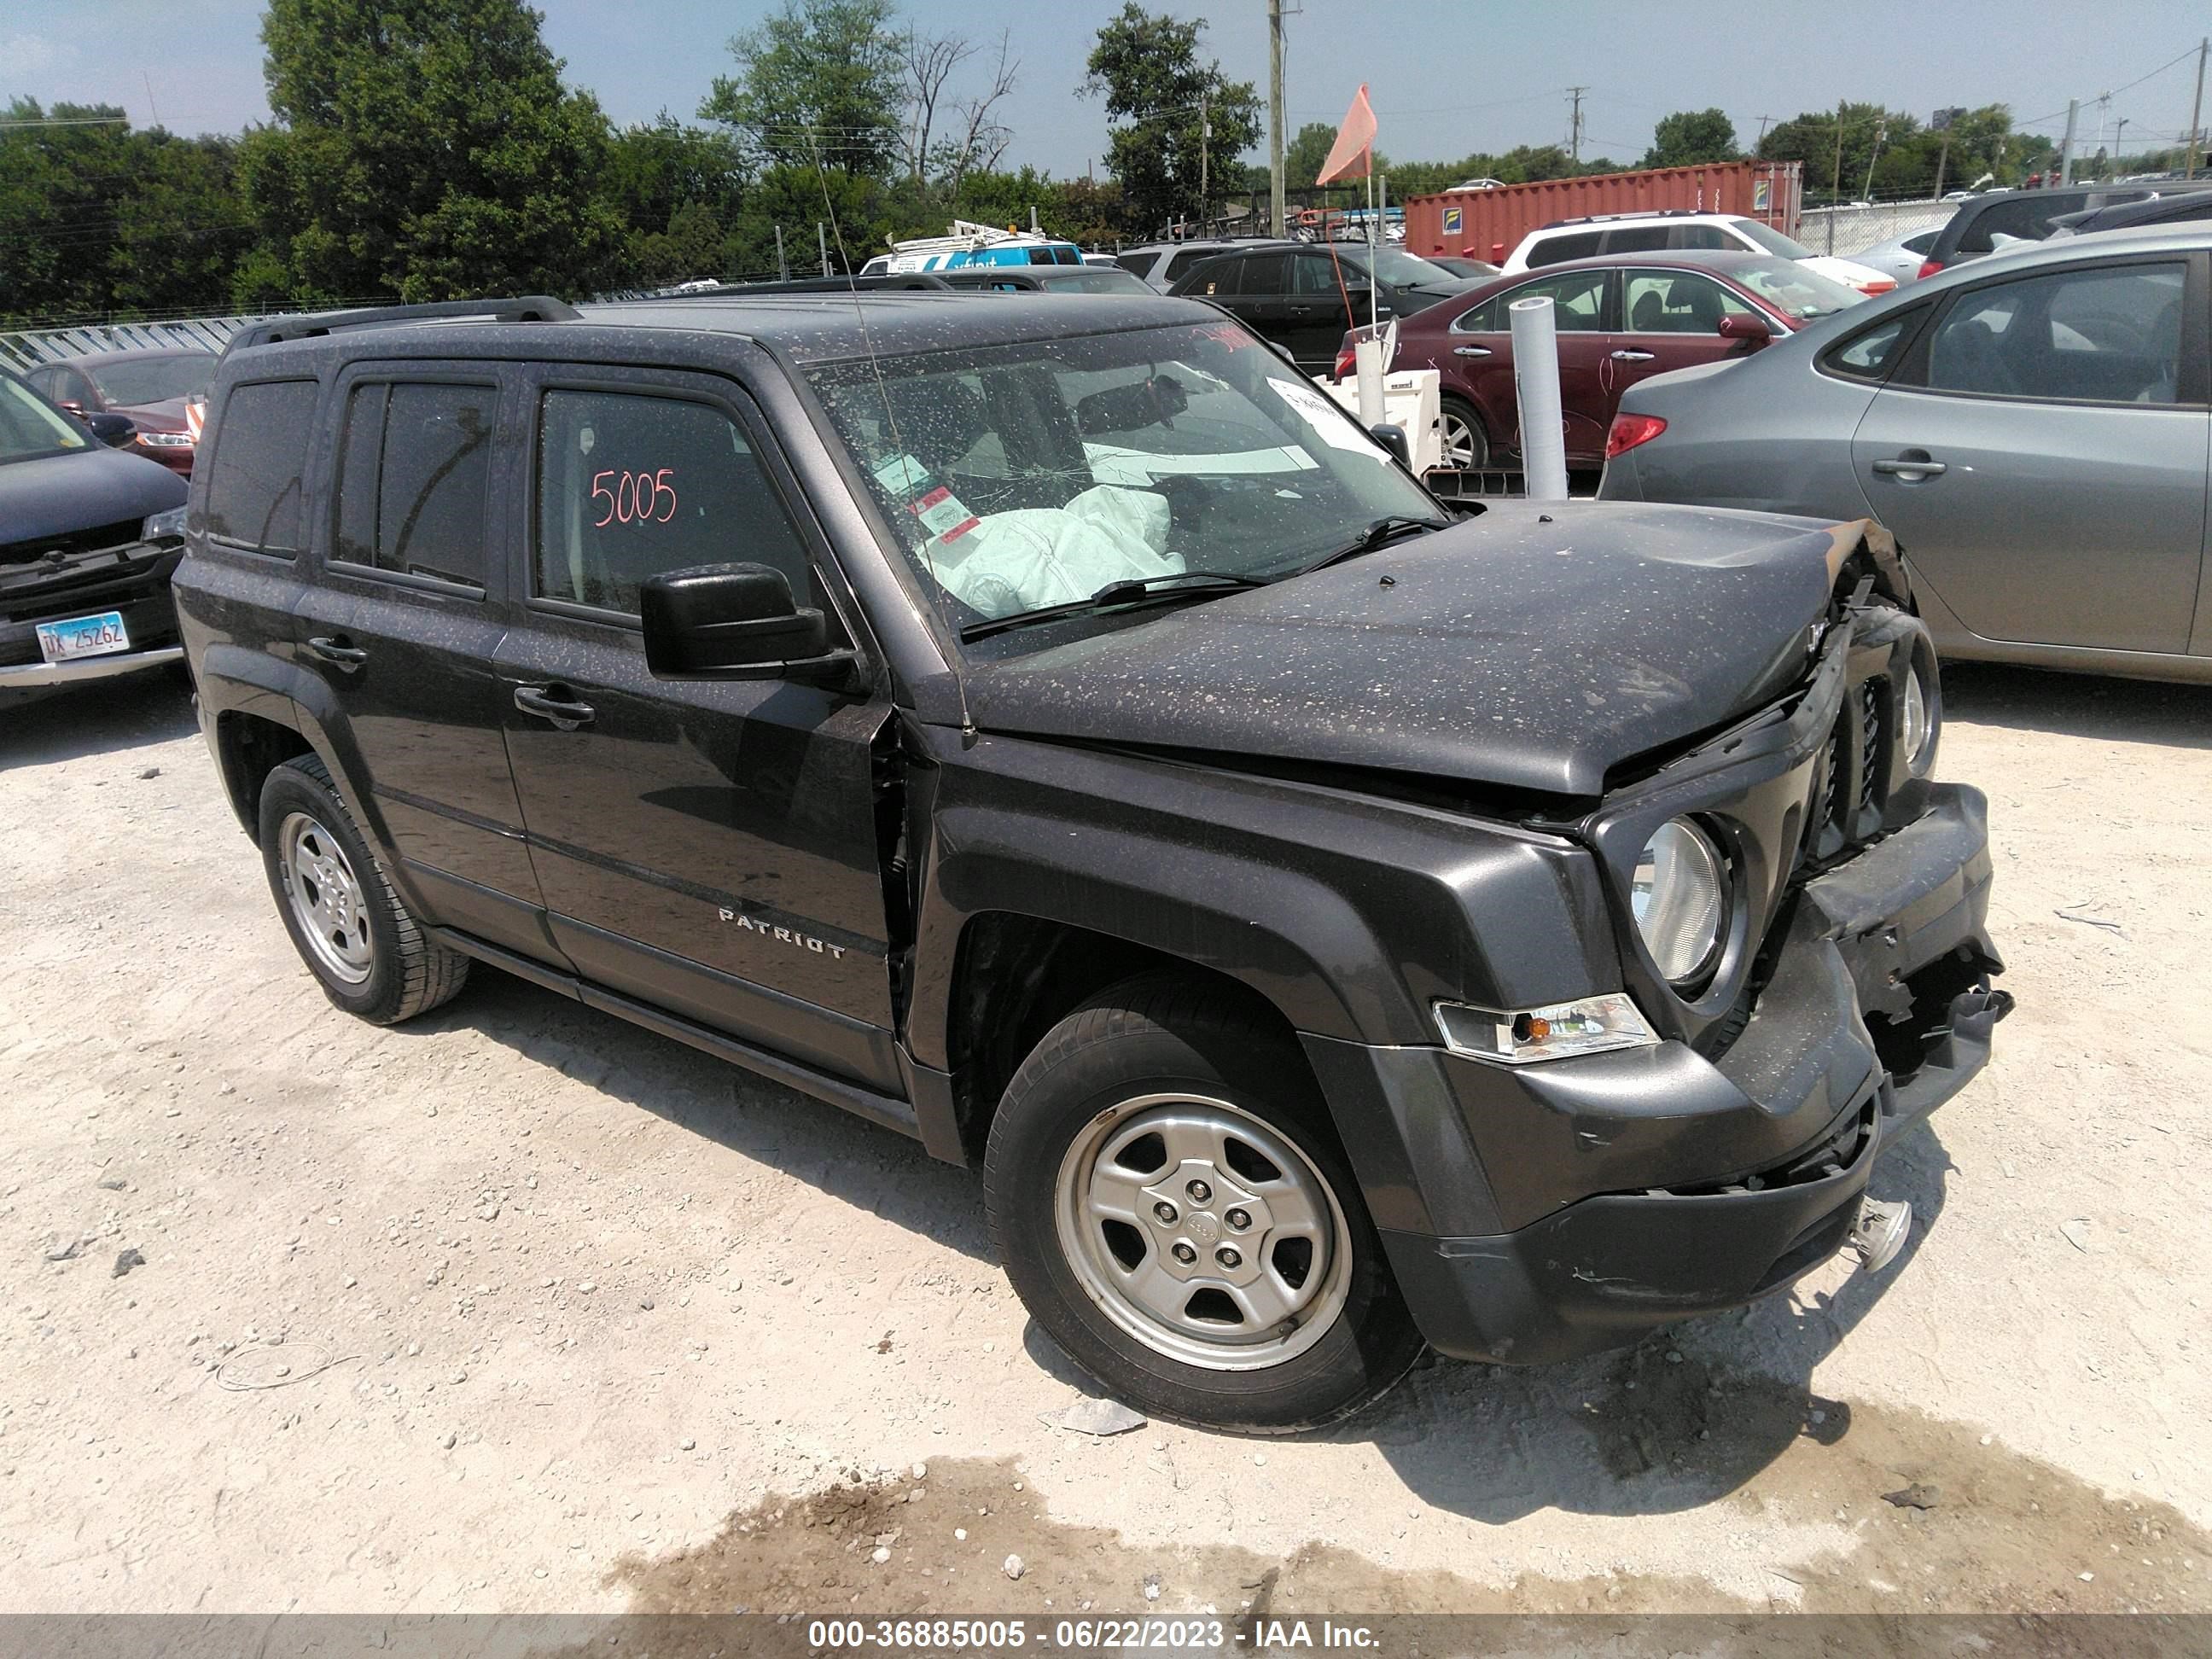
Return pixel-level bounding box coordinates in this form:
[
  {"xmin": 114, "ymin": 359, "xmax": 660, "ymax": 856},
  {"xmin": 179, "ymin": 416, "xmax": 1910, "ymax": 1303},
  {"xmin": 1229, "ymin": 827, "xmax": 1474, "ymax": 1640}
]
[
  {"xmin": 985, "ymin": 974, "xmax": 1423, "ymax": 1432},
  {"xmin": 258, "ymin": 754, "xmax": 469, "ymax": 1025}
]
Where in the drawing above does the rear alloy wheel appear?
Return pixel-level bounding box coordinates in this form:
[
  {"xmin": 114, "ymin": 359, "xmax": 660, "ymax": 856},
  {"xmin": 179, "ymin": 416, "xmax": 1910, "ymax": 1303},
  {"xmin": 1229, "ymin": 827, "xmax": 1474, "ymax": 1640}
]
[
  {"xmin": 1438, "ymin": 397, "xmax": 1490, "ymax": 470},
  {"xmin": 258, "ymin": 754, "xmax": 469, "ymax": 1025},
  {"xmin": 986, "ymin": 973, "xmax": 1423, "ymax": 1432}
]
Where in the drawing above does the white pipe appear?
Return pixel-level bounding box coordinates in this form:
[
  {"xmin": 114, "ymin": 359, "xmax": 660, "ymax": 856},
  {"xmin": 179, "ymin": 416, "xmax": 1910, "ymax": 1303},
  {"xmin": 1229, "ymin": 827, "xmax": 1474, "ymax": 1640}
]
[
  {"xmin": 1353, "ymin": 335, "xmax": 1386, "ymax": 426},
  {"xmin": 1510, "ymin": 295, "xmax": 1569, "ymax": 501}
]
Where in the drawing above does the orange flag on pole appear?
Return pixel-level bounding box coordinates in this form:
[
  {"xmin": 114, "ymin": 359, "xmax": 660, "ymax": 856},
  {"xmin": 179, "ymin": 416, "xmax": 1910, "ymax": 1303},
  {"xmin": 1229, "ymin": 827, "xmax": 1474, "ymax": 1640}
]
[{"xmin": 1316, "ymin": 84, "xmax": 1377, "ymax": 184}]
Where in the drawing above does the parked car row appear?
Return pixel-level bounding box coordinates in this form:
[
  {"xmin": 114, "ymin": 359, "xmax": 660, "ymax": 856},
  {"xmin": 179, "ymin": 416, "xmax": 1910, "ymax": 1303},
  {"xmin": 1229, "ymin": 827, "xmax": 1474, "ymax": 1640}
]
[
  {"xmin": 1601, "ymin": 224, "xmax": 2212, "ymax": 683},
  {"xmin": 20, "ymin": 347, "xmax": 214, "ymax": 476}
]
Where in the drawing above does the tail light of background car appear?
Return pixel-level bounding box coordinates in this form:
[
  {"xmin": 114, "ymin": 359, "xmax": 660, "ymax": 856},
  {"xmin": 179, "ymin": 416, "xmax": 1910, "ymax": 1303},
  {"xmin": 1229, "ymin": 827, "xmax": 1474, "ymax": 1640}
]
[
  {"xmin": 1605, "ymin": 413, "xmax": 1668, "ymax": 459},
  {"xmin": 1918, "ymin": 259, "xmax": 1945, "ymax": 279},
  {"xmin": 1333, "ymin": 346, "xmax": 1357, "ymax": 380},
  {"xmin": 1858, "ymin": 278, "xmax": 1897, "ymax": 295}
]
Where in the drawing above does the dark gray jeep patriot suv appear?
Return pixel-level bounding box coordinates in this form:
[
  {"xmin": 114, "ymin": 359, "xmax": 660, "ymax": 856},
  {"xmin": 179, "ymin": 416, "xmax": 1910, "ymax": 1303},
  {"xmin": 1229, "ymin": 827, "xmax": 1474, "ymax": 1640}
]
[{"xmin": 174, "ymin": 290, "xmax": 2008, "ymax": 1430}]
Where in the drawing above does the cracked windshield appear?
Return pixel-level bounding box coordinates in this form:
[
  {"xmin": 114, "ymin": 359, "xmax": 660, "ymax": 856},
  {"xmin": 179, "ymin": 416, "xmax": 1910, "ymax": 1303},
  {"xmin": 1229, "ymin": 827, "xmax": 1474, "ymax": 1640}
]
[{"xmin": 806, "ymin": 320, "xmax": 1441, "ymax": 652}]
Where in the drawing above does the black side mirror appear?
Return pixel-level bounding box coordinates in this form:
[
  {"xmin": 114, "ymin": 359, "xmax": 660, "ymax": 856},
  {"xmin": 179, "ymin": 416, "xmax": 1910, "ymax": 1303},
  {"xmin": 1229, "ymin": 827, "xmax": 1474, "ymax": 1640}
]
[
  {"xmin": 640, "ymin": 562, "xmax": 859, "ymax": 685},
  {"xmin": 85, "ymin": 411, "xmax": 136, "ymax": 447},
  {"xmin": 1370, "ymin": 423, "xmax": 1412, "ymax": 467}
]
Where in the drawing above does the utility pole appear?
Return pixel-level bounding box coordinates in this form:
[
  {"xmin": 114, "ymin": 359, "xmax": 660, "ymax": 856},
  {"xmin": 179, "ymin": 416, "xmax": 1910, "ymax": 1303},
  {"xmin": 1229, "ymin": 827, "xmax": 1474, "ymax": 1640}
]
[
  {"xmin": 1198, "ymin": 88, "xmax": 1210, "ymax": 236},
  {"xmin": 1267, "ymin": 0, "xmax": 1287, "ymax": 238},
  {"xmin": 2188, "ymin": 38, "xmax": 2208, "ymax": 179},
  {"xmin": 1831, "ymin": 102, "xmax": 1845, "ymax": 202},
  {"xmin": 1860, "ymin": 118, "xmax": 1886, "ymax": 202},
  {"xmin": 2113, "ymin": 116, "xmax": 2128, "ymax": 178},
  {"xmin": 2058, "ymin": 98, "xmax": 2078, "ymax": 184},
  {"xmin": 1755, "ymin": 114, "xmax": 1775, "ymax": 148},
  {"xmin": 774, "ymin": 224, "xmax": 788, "ymax": 282},
  {"xmin": 1567, "ymin": 85, "xmax": 1586, "ymax": 161},
  {"xmin": 818, "ymin": 221, "xmax": 831, "ymax": 276}
]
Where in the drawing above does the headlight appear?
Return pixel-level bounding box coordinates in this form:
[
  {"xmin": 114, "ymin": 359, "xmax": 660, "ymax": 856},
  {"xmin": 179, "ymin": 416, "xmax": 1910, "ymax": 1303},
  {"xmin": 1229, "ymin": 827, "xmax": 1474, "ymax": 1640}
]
[
  {"xmin": 1435, "ymin": 992, "xmax": 1658, "ymax": 1065},
  {"xmin": 1898, "ymin": 664, "xmax": 1936, "ymax": 776},
  {"xmin": 1632, "ymin": 818, "xmax": 1727, "ymax": 983},
  {"xmin": 142, "ymin": 507, "xmax": 188, "ymax": 541},
  {"xmin": 134, "ymin": 429, "xmax": 194, "ymax": 448}
]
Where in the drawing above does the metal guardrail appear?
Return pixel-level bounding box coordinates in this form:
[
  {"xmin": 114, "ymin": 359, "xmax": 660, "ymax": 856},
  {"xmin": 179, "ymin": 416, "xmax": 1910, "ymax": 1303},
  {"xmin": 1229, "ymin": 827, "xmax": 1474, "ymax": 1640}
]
[{"xmin": 0, "ymin": 314, "xmax": 269, "ymax": 373}]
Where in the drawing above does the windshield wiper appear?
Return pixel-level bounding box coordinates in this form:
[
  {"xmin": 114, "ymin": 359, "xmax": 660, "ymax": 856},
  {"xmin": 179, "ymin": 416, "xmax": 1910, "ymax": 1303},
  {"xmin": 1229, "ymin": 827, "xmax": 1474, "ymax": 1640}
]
[
  {"xmin": 1291, "ymin": 514, "xmax": 1449, "ymax": 577},
  {"xmin": 958, "ymin": 571, "xmax": 1268, "ymax": 643}
]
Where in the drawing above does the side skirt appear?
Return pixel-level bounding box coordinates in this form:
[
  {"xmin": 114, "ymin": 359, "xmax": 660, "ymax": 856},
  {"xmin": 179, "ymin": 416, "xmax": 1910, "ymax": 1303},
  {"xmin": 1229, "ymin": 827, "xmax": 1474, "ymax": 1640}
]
[{"xmin": 423, "ymin": 925, "xmax": 923, "ymax": 1145}]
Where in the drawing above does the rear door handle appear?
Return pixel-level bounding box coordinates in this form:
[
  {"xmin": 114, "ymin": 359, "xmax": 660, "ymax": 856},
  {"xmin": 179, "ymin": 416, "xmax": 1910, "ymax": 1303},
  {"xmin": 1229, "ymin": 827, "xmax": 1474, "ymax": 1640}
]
[
  {"xmin": 1610, "ymin": 349, "xmax": 1657, "ymax": 362},
  {"xmin": 1452, "ymin": 345, "xmax": 1493, "ymax": 358},
  {"xmin": 305, "ymin": 635, "xmax": 368, "ymax": 671},
  {"xmin": 513, "ymin": 684, "xmax": 596, "ymax": 731},
  {"xmin": 1871, "ymin": 454, "xmax": 1947, "ymax": 478}
]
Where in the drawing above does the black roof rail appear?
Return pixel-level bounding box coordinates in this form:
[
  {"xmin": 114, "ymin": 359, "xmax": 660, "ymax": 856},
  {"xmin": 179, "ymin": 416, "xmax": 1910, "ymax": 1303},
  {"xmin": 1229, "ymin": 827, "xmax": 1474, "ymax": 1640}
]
[{"xmin": 225, "ymin": 295, "xmax": 581, "ymax": 352}]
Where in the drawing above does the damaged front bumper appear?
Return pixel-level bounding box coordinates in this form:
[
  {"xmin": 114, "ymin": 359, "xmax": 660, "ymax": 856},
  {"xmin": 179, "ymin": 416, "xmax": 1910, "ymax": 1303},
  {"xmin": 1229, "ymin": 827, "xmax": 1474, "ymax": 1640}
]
[{"xmin": 1309, "ymin": 783, "xmax": 2009, "ymax": 1368}]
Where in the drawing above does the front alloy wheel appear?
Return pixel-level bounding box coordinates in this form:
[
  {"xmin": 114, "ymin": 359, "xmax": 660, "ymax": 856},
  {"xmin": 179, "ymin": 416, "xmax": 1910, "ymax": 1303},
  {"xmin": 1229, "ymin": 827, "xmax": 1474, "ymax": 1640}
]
[
  {"xmin": 1057, "ymin": 1093, "xmax": 1355, "ymax": 1371},
  {"xmin": 986, "ymin": 973, "xmax": 1423, "ymax": 1432}
]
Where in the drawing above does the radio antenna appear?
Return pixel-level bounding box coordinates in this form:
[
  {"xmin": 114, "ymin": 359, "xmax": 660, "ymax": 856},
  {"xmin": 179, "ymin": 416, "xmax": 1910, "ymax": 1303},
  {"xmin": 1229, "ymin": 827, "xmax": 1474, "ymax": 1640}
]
[{"xmin": 808, "ymin": 133, "xmax": 975, "ymax": 740}]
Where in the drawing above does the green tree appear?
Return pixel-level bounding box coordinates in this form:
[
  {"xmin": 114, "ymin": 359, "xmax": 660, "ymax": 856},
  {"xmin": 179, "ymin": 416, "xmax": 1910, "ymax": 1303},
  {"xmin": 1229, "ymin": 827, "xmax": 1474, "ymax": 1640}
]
[
  {"xmin": 1083, "ymin": 4, "xmax": 1262, "ymax": 235},
  {"xmin": 598, "ymin": 114, "xmax": 749, "ymax": 287},
  {"xmin": 0, "ymin": 98, "xmax": 253, "ymax": 325},
  {"xmin": 1642, "ymin": 108, "xmax": 1740, "ymax": 169},
  {"xmin": 701, "ymin": 0, "xmax": 905, "ymax": 178},
  {"xmin": 236, "ymin": 0, "xmax": 623, "ymax": 306},
  {"xmin": 1283, "ymin": 120, "xmax": 1336, "ymax": 189}
]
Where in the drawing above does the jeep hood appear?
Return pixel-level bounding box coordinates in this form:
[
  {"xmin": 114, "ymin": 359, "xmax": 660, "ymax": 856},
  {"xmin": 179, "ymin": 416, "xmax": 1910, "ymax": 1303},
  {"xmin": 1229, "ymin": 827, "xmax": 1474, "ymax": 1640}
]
[{"xmin": 963, "ymin": 501, "xmax": 1851, "ymax": 799}]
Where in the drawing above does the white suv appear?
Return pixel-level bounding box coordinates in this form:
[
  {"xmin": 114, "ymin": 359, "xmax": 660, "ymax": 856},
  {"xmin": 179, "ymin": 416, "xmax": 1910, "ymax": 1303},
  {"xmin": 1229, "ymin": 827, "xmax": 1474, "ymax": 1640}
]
[{"xmin": 1501, "ymin": 212, "xmax": 1894, "ymax": 294}]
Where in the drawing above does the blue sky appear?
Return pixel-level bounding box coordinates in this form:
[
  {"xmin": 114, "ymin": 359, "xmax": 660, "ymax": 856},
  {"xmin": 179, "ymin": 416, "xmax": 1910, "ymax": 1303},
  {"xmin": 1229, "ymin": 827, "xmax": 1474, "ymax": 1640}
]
[{"xmin": 10, "ymin": 1, "xmax": 2212, "ymax": 174}]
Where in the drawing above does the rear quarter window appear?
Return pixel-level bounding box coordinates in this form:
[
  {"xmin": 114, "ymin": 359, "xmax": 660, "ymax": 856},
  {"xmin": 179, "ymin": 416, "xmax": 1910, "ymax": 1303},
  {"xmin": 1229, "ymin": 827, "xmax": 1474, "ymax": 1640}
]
[
  {"xmin": 204, "ymin": 380, "xmax": 320, "ymax": 554},
  {"xmin": 1819, "ymin": 305, "xmax": 1929, "ymax": 382}
]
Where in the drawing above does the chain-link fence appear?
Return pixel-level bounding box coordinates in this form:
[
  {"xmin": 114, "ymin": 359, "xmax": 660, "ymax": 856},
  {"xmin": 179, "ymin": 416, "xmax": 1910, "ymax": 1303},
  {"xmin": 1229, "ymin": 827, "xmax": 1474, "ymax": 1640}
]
[{"xmin": 1799, "ymin": 199, "xmax": 1957, "ymax": 258}]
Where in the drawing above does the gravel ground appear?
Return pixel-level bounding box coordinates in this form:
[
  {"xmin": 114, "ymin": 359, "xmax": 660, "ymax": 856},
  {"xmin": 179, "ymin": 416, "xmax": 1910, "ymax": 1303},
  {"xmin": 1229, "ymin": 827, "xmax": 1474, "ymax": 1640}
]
[{"xmin": 2, "ymin": 663, "xmax": 2209, "ymax": 1616}]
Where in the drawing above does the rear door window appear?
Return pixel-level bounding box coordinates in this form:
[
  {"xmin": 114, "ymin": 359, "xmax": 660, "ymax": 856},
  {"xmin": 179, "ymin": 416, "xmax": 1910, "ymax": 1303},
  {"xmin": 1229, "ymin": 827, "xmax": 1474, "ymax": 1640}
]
[
  {"xmin": 331, "ymin": 381, "xmax": 496, "ymax": 587},
  {"xmin": 1601, "ymin": 225, "xmax": 1671, "ymax": 254},
  {"xmin": 205, "ymin": 379, "xmax": 321, "ymax": 554},
  {"xmin": 533, "ymin": 388, "xmax": 817, "ymax": 616},
  {"xmin": 1525, "ymin": 230, "xmax": 1603, "ymax": 268},
  {"xmin": 1670, "ymin": 224, "xmax": 1734, "ymax": 250}
]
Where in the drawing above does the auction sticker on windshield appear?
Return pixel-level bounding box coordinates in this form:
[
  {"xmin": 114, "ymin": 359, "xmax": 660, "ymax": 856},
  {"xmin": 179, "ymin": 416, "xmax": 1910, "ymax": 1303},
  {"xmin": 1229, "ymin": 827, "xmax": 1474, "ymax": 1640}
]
[
  {"xmin": 35, "ymin": 611, "xmax": 131, "ymax": 665},
  {"xmin": 1268, "ymin": 376, "xmax": 1387, "ymax": 459}
]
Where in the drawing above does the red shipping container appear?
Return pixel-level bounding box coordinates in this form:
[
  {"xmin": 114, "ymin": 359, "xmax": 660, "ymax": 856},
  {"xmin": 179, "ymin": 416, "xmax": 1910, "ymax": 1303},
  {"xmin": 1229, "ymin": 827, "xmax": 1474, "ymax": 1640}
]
[{"xmin": 1405, "ymin": 161, "xmax": 1803, "ymax": 262}]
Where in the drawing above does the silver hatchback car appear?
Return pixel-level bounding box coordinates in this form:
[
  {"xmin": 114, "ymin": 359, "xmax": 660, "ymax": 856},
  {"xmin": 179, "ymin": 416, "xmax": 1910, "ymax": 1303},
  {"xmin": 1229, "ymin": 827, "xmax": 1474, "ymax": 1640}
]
[{"xmin": 1600, "ymin": 225, "xmax": 2212, "ymax": 684}]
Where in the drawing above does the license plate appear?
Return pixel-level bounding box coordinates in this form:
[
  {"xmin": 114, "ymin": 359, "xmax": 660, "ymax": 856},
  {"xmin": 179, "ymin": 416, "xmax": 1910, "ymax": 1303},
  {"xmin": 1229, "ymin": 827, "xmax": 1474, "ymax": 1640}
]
[{"xmin": 35, "ymin": 610, "xmax": 131, "ymax": 666}]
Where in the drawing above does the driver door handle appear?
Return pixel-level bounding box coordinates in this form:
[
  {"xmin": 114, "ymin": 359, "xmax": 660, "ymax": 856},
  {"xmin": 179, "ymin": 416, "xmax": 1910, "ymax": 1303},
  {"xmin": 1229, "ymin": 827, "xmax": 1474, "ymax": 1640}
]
[
  {"xmin": 1871, "ymin": 454, "xmax": 1947, "ymax": 477},
  {"xmin": 305, "ymin": 635, "xmax": 368, "ymax": 672},
  {"xmin": 1610, "ymin": 348, "xmax": 1657, "ymax": 362},
  {"xmin": 1452, "ymin": 344, "xmax": 1493, "ymax": 358},
  {"xmin": 513, "ymin": 684, "xmax": 596, "ymax": 731}
]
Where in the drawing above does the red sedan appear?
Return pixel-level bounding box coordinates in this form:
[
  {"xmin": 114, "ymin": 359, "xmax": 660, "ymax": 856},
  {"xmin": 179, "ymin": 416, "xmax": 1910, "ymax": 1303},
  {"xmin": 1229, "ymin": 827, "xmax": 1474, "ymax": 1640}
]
[
  {"xmin": 22, "ymin": 348, "xmax": 216, "ymax": 478},
  {"xmin": 1336, "ymin": 251, "xmax": 1866, "ymax": 473}
]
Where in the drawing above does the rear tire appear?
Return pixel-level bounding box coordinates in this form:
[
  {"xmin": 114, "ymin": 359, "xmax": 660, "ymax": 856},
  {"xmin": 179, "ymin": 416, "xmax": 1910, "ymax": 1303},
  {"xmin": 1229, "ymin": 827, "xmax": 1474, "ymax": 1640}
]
[
  {"xmin": 258, "ymin": 754, "xmax": 469, "ymax": 1025},
  {"xmin": 1439, "ymin": 396, "xmax": 1490, "ymax": 470},
  {"xmin": 985, "ymin": 973, "xmax": 1423, "ymax": 1433}
]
